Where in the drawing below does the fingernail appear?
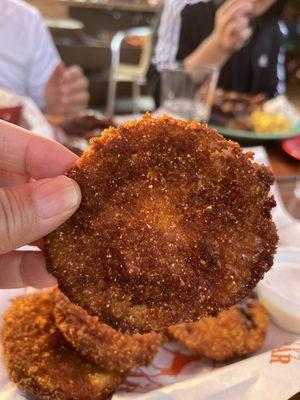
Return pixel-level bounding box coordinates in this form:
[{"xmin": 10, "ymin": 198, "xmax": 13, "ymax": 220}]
[{"xmin": 34, "ymin": 176, "xmax": 81, "ymax": 219}]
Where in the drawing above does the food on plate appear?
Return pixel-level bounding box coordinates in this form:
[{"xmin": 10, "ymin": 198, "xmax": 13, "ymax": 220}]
[
  {"xmin": 2, "ymin": 291, "xmax": 122, "ymax": 400},
  {"xmin": 263, "ymin": 95, "xmax": 300, "ymax": 126},
  {"xmin": 251, "ymin": 111, "xmax": 291, "ymax": 134},
  {"xmin": 53, "ymin": 290, "xmax": 163, "ymax": 372},
  {"xmin": 58, "ymin": 113, "xmax": 115, "ymax": 155},
  {"xmin": 210, "ymin": 89, "xmax": 266, "ymax": 131},
  {"xmin": 45, "ymin": 114, "xmax": 278, "ymax": 334},
  {"xmin": 251, "ymin": 96, "xmax": 300, "ymax": 134},
  {"xmin": 60, "ymin": 113, "xmax": 115, "ymax": 141},
  {"xmin": 168, "ymin": 298, "xmax": 268, "ymax": 361},
  {"xmin": 210, "ymin": 91, "xmax": 299, "ymax": 134}
]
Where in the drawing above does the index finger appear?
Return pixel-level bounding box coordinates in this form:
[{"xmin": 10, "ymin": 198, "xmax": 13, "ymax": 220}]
[
  {"xmin": 221, "ymin": 3, "xmax": 253, "ymax": 26},
  {"xmin": 219, "ymin": 0, "xmax": 253, "ymax": 16},
  {"xmin": 63, "ymin": 65, "xmax": 84, "ymax": 83},
  {"xmin": 0, "ymin": 120, "xmax": 78, "ymax": 179}
]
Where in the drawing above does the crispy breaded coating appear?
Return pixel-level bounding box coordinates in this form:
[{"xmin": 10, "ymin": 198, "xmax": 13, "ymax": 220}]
[
  {"xmin": 53, "ymin": 290, "xmax": 163, "ymax": 372},
  {"xmin": 45, "ymin": 114, "xmax": 278, "ymax": 333},
  {"xmin": 168, "ymin": 299, "xmax": 269, "ymax": 361},
  {"xmin": 2, "ymin": 291, "xmax": 122, "ymax": 400}
]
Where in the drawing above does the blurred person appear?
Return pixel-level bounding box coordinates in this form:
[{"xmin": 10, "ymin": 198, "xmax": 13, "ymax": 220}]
[
  {"xmin": 149, "ymin": 0, "xmax": 287, "ymax": 106},
  {"xmin": 0, "ymin": 0, "xmax": 89, "ymax": 116},
  {"xmin": 0, "ymin": 120, "xmax": 81, "ymax": 288}
]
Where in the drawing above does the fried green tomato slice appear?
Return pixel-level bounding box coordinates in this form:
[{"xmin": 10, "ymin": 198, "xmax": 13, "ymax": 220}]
[
  {"xmin": 2, "ymin": 291, "xmax": 122, "ymax": 400},
  {"xmin": 168, "ymin": 298, "xmax": 269, "ymax": 361},
  {"xmin": 45, "ymin": 114, "xmax": 278, "ymax": 333},
  {"xmin": 53, "ymin": 290, "xmax": 163, "ymax": 373}
]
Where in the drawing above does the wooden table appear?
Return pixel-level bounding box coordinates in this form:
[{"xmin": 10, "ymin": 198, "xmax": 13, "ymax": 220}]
[
  {"xmin": 263, "ymin": 142, "xmax": 300, "ymax": 219},
  {"xmin": 266, "ymin": 143, "xmax": 299, "ymax": 178}
]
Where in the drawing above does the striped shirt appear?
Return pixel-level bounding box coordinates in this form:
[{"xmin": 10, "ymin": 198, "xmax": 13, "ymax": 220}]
[{"xmin": 153, "ymin": 0, "xmax": 210, "ymax": 71}]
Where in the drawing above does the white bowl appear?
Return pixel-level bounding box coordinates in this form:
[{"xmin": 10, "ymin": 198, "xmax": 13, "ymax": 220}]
[{"xmin": 257, "ymin": 246, "xmax": 300, "ymax": 334}]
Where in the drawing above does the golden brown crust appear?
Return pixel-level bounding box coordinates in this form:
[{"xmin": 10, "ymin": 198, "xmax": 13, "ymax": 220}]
[
  {"xmin": 168, "ymin": 299, "xmax": 269, "ymax": 361},
  {"xmin": 2, "ymin": 291, "xmax": 122, "ymax": 400},
  {"xmin": 53, "ymin": 290, "xmax": 163, "ymax": 372},
  {"xmin": 45, "ymin": 114, "xmax": 278, "ymax": 333}
]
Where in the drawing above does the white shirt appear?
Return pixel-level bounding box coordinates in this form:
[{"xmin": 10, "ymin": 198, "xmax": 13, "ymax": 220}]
[
  {"xmin": 153, "ymin": 0, "xmax": 210, "ymax": 71},
  {"xmin": 0, "ymin": 0, "xmax": 60, "ymax": 108}
]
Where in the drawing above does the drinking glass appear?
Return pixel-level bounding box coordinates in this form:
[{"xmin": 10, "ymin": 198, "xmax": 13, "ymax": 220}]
[{"xmin": 161, "ymin": 63, "xmax": 219, "ymax": 122}]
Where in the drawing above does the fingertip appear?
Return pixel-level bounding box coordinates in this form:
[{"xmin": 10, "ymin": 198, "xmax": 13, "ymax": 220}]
[
  {"xmin": 34, "ymin": 175, "xmax": 81, "ymax": 221},
  {"xmin": 67, "ymin": 176, "xmax": 82, "ymax": 210},
  {"xmin": 0, "ymin": 251, "xmax": 57, "ymax": 289},
  {"xmin": 65, "ymin": 65, "xmax": 84, "ymax": 81},
  {"xmin": 22, "ymin": 252, "xmax": 57, "ymax": 288},
  {"xmin": 73, "ymin": 65, "xmax": 83, "ymax": 74},
  {"xmin": 26, "ymin": 131, "xmax": 79, "ymax": 179}
]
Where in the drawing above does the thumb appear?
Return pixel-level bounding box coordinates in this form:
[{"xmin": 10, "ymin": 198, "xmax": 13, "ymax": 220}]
[
  {"xmin": 48, "ymin": 61, "xmax": 66, "ymax": 85},
  {"xmin": 0, "ymin": 176, "xmax": 81, "ymax": 254}
]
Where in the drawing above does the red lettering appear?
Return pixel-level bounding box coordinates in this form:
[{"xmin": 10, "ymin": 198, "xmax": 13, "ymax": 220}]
[{"xmin": 270, "ymin": 353, "xmax": 291, "ymax": 364}]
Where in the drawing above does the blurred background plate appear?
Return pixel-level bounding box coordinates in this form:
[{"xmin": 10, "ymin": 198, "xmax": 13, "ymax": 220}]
[
  {"xmin": 210, "ymin": 121, "xmax": 300, "ymax": 142},
  {"xmin": 282, "ymin": 135, "xmax": 300, "ymax": 160}
]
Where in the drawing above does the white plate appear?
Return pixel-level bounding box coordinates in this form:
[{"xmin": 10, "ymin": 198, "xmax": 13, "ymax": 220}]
[
  {"xmin": 257, "ymin": 246, "xmax": 300, "ymax": 333},
  {"xmin": 0, "ymin": 248, "xmax": 299, "ymax": 399}
]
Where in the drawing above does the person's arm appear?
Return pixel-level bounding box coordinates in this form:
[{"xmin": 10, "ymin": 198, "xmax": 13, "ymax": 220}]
[
  {"xmin": 27, "ymin": 10, "xmax": 89, "ymax": 116},
  {"xmin": 27, "ymin": 10, "xmax": 61, "ymax": 109},
  {"xmin": 185, "ymin": 0, "xmax": 255, "ymax": 79},
  {"xmin": 0, "ymin": 120, "xmax": 81, "ymax": 288}
]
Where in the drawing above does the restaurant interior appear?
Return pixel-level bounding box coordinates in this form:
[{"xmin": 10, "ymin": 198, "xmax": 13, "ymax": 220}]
[{"xmin": 23, "ymin": 0, "xmax": 300, "ymax": 217}]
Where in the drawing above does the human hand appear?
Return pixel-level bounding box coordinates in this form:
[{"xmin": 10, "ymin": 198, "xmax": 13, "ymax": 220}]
[
  {"xmin": 252, "ymin": 0, "xmax": 277, "ymax": 18},
  {"xmin": 0, "ymin": 121, "xmax": 81, "ymax": 289},
  {"xmin": 45, "ymin": 62, "xmax": 89, "ymax": 116},
  {"xmin": 210, "ymin": 0, "xmax": 255, "ymax": 54}
]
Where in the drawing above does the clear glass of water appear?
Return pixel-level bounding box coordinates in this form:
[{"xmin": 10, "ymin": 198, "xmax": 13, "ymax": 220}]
[{"xmin": 161, "ymin": 63, "xmax": 219, "ymax": 122}]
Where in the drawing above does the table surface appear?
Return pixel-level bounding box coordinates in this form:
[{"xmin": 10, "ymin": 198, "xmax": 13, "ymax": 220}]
[
  {"xmin": 261, "ymin": 142, "xmax": 300, "ymax": 220},
  {"xmin": 266, "ymin": 143, "xmax": 299, "ymax": 178}
]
